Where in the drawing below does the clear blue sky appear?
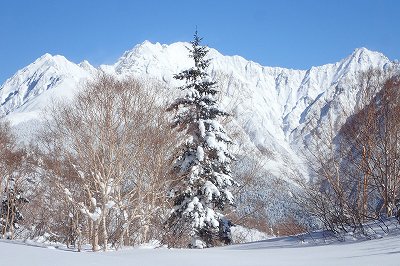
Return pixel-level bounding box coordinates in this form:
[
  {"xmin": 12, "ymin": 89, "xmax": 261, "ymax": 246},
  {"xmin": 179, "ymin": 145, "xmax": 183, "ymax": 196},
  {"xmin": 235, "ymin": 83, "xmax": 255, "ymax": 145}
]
[{"xmin": 1, "ymin": 0, "xmax": 399, "ymax": 84}]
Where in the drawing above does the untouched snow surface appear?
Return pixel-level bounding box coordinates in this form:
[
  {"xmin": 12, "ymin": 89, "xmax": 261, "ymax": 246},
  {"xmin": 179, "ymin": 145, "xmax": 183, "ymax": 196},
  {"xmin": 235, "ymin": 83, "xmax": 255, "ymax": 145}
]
[
  {"xmin": 2, "ymin": 219, "xmax": 400, "ymax": 266},
  {"xmin": 1, "ymin": 230, "xmax": 399, "ymax": 266}
]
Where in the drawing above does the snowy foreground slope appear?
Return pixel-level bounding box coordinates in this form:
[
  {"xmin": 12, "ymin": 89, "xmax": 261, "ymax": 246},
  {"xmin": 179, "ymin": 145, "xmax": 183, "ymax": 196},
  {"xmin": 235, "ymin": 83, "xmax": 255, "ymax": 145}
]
[
  {"xmin": 2, "ymin": 220, "xmax": 400, "ymax": 266},
  {"xmin": 1, "ymin": 225, "xmax": 400, "ymax": 266}
]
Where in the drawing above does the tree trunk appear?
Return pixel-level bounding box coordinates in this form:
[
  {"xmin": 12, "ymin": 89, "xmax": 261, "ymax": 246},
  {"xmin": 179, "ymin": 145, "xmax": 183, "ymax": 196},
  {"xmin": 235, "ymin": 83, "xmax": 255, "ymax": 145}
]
[
  {"xmin": 92, "ymin": 222, "xmax": 99, "ymax": 251},
  {"xmin": 102, "ymin": 209, "xmax": 108, "ymax": 251}
]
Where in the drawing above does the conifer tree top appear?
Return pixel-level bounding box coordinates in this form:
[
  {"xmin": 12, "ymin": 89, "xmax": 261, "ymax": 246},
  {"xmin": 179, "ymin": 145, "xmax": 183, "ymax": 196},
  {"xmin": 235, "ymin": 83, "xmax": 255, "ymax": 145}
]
[
  {"xmin": 173, "ymin": 31, "xmax": 215, "ymax": 92},
  {"xmin": 189, "ymin": 31, "xmax": 211, "ymax": 71}
]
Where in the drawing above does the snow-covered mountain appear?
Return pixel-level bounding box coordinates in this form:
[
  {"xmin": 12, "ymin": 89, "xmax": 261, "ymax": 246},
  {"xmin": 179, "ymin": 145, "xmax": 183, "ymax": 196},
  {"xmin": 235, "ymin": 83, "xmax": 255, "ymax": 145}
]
[
  {"xmin": 0, "ymin": 41, "xmax": 397, "ymax": 179},
  {"xmin": 0, "ymin": 54, "xmax": 92, "ymax": 124}
]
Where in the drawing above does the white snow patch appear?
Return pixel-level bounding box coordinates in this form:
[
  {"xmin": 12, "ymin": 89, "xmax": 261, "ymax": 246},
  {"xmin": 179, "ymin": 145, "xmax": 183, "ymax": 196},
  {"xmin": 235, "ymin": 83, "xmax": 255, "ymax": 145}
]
[{"xmin": 196, "ymin": 146, "xmax": 204, "ymax": 161}]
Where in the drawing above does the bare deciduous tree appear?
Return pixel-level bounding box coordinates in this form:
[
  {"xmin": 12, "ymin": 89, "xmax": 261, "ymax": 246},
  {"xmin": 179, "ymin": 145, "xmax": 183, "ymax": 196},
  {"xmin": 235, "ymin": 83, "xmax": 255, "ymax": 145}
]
[
  {"xmin": 340, "ymin": 70, "xmax": 400, "ymax": 218},
  {"xmin": 38, "ymin": 74, "xmax": 178, "ymax": 251},
  {"xmin": 0, "ymin": 120, "xmax": 30, "ymax": 239}
]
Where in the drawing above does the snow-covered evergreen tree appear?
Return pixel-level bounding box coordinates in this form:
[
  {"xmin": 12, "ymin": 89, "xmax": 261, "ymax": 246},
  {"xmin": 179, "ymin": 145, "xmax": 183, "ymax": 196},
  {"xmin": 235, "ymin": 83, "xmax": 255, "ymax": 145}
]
[{"xmin": 167, "ymin": 31, "xmax": 236, "ymax": 248}]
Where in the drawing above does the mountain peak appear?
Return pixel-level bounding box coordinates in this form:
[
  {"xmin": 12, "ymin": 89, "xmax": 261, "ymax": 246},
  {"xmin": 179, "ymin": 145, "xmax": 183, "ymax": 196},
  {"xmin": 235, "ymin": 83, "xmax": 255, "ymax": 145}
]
[
  {"xmin": 139, "ymin": 40, "xmax": 157, "ymax": 47},
  {"xmin": 38, "ymin": 53, "xmax": 53, "ymax": 60},
  {"xmin": 113, "ymin": 41, "xmax": 191, "ymax": 75},
  {"xmin": 32, "ymin": 53, "xmax": 59, "ymax": 68},
  {"xmin": 328, "ymin": 47, "xmax": 391, "ymax": 79},
  {"xmin": 0, "ymin": 53, "xmax": 93, "ymax": 117},
  {"xmin": 353, "ymin": 47, "xmax": 371, "ymax": 54},
  {"xmin": 121, "ymin": 41, "xmax": 163, "ymax": 58},
  {"xmin": 30, "ymin": 53, "xmax": 79, "ymax": 72},
  {"xmin": 348, "ymin": 47, "xmax": 388, "ymax": 64},
  {"xmin": 79, "ymin": 60, "xmax": 97, "ymax": 74}
]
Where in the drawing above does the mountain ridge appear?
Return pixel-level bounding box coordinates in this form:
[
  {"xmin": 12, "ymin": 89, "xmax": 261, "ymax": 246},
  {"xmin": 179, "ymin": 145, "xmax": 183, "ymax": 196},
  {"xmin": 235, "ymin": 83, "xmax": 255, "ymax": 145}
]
[{"xmin": 0, "ymin": 42, "xmax": 397, "ymax": 180}]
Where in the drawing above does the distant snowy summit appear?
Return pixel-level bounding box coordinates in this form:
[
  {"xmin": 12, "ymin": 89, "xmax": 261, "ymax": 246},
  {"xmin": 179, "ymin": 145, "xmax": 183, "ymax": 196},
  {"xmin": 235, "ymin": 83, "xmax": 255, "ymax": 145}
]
[{"xmin": 0, "ymin": 41, "xmax": 397, "ymax": 179}]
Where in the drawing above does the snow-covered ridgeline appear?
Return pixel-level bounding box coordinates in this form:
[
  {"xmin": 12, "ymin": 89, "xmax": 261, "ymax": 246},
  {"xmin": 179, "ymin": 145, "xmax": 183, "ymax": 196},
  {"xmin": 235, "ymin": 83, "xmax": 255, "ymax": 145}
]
[{"xmin": 0, "ymin": 42, "xmax": 396, "ymax": 179}]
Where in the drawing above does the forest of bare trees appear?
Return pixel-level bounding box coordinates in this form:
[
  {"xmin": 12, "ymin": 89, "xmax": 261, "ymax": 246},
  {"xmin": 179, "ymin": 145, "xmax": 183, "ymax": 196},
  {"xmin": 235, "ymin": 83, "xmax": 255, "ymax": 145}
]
[
  {"xmin": 0, "ymin": 74, "xmax": 182, "ymax": 251},
  {"xmin": 294, "ymin": 69, "xmax": 400, "ymax": 235},
  {"xmin": 36, "ymin": 74, "xmax": 180, "ymax": 251}
]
